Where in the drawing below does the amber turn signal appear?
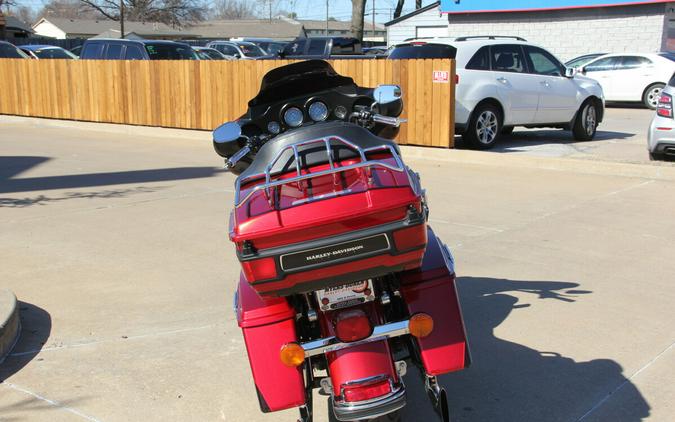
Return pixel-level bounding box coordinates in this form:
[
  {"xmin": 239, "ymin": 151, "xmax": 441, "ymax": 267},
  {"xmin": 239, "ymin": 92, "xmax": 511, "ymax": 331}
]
[
  {"xmin": 409, "ymin": 313, "xmax": 434, "ymax": 338},
  {"xmin": 280, "ymin": 342, "xmax": 305, "ymax": 367}
]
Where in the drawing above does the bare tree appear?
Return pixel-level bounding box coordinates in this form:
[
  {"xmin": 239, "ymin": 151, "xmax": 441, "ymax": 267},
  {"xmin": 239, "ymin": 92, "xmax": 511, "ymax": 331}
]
[
  {"xmin": 211, "ymin": 0, "xmax": 256, "ymax": 19},
  {"xmin": 9, "ymin": 5, "xmax": 36, "ymax": 24},
  {"xmin": 393, "ymin": 0, "xmax": 405, "ymax": 19},
  {"xmin": 350, "ymin": 0, "xmax": 365, "ymax": 42},
  {"xmin": 36, "ymin": 0, "xmax": 100, "ymax": 20},
  {"xmin": 79, "ymin": 0, "xmax": 207, "ymax": 27}
]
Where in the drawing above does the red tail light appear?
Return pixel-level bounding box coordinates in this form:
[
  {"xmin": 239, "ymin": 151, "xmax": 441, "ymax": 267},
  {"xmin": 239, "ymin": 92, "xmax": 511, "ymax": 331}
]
[
  {"xmin": 657, "ymin": 92, "xmax": 673, "ymax": 118},
  {"xmin": 455, "ymin": 74, "xmax": 460, "ymax": 84},
  {"xmin": 393, "ymin": 224, "xmax": 427, "ymax": 252},
  {"xmin": 334, "ymin": 309, "xmax": 372, "ymax": 343},
  {"xmin": 342, "ymin": 378, "xmax": 392, "ymax": 402},
  {"xmin": 241, "ymin": 257, "xmax": 277, "ymax": 281}
]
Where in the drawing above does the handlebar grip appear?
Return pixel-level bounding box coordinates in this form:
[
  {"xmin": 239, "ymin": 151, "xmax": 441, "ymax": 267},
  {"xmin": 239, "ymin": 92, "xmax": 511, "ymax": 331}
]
[
  {"xmin": 225, "ymin": 146, "xmax": 251, "ymax": 169},
  {"xmin": 372, "ymin": 114, "xmax": 407, "ymax": 127}
]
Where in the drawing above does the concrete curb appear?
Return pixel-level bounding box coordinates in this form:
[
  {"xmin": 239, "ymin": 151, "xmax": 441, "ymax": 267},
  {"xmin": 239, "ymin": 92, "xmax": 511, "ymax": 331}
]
[
  {"xmin": 399, "ymin": 145, "xmax": 675, "ymax": 181},
  {"xmin": 3, "ymin": 114, "xmax": 675, "ymax": 181},
  {"xmin": 0, "ymin": 290, "xmax": 20, "ymax": 364},
  {"xmin": 0, "ymin": 115, "xmax": 211, "ymax": 141}
]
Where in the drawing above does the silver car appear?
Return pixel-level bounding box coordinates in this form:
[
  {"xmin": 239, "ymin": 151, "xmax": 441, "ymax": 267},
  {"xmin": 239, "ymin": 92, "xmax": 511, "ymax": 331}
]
[{"xmin": 647, "ymin": 73, "xmax": 675, "ymax": 160}]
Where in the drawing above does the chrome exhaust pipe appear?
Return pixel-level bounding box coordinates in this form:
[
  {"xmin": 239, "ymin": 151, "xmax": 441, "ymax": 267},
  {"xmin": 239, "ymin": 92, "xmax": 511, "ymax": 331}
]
[
  {"xmin": 425, "ymin": 376, "xmax": 450, "ymax": 422},
  {"xmin": 664, "ymin": 146, "xmax": 675, "ymax": 156}
]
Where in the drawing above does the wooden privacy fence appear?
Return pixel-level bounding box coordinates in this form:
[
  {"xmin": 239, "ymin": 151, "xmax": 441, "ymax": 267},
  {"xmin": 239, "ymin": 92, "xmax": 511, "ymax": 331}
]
[{"xmin": 0, "ymin": 59, "xmax": 455, "ymax": 147}]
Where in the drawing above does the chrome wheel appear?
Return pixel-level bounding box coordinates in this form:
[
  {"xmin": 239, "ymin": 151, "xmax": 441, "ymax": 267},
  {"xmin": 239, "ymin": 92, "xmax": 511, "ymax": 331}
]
[
  {"xmin": 647, "ymin": 86, "xmax": 662, "ymax": 109},
  {"xmin": 476, "ymin": 110, "xmax": 498, "ymax": 145},
  {"xmin": 583, "ymin": 104, "xmax": 596, "ymax": 136}
]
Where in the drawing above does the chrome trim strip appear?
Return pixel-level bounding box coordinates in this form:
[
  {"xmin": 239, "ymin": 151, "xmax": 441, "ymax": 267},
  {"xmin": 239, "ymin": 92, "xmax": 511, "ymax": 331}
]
[{"xmin": 301, "ymin": 319, "xmax": 410, "ymax": 357}]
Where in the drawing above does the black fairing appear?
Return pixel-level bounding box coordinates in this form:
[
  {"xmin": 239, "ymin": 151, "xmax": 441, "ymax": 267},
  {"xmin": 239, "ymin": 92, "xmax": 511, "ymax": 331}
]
[{"xmin": 213, "ymin": 60, "xmax": 402, "ymax": 175}]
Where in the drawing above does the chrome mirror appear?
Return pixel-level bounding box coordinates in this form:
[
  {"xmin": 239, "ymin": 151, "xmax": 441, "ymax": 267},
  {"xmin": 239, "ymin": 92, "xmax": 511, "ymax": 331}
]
[
  {"xmin": 564, "ymin": 67, "xmax": 577, "ymax": 78},
  {"xmin": 373, "ymin": 84, "xmax": 402, "ymax": 104},
  {"xmin": 213, "ymin": 122, "xmax": 242, "ymax": 144}
]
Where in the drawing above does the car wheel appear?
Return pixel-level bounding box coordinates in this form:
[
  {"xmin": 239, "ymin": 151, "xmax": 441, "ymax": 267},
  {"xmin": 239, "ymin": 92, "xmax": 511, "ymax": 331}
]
[
  {"xmin": 572, "ymin": 101, "xmax": 598, "ymax": 141},
  {"xmin": 643, "ymin": 83, "xmax": 665, "ymax": 109},
  {"xmin": 462, "ymin": 104, "xmax": 502, "ymax": 150},
  {"xmin": 649, "ymin": 151, "xmax": 664, "ymax": 161},
  {"xmin": 501, "ymin": 126, "xmax": 514, "ymax": 135}
]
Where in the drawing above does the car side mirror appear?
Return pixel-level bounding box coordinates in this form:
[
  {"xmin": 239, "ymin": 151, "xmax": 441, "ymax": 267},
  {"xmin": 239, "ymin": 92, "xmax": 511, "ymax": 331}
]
[
  {"xmin": 234, "ymin": 53, "xmax": 241, "ymax": 59},
  {"xmin": 565, "ymin": 67, "xmax": 577, "ymax": 78},
  {"xmin": 373, "ymin": 84, "xmax": 402, "ymax": 104},
  {"xmin": 213, "ymin": 122, "xmax": 242, "ymax": 144}
]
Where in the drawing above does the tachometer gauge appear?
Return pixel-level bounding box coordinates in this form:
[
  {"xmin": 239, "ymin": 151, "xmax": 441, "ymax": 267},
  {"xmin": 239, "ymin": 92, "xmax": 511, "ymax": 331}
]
[
  {"xmin": 283, "ymin": 107, "xmax": 304, "ymax": 128},
  {"xmin": 267, "ymin": 121, "xmax": 281, "ymax": 134},
  {"xmin": 308, "ymin": 101, "xmax": 329, "ymax": 122}
]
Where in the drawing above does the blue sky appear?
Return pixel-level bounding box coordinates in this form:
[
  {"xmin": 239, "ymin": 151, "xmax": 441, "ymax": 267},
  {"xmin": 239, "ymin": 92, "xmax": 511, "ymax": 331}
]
[{"xmin": 271, "ymin": 0, "xmax": 437, "ymax": 23}]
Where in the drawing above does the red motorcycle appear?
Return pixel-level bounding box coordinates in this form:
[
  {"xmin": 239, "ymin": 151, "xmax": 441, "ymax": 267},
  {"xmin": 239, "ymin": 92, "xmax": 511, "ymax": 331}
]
[{"xmin": 213, "ymin": 60, "xmax": 469, "ymax": 422}]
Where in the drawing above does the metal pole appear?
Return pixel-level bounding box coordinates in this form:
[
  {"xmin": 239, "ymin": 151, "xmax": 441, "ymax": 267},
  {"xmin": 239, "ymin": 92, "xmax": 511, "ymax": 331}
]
[
  {"xmin": 120, "ymin": 0, "xmax": 125, "ymax": 39},
  {"xmin": 325, "ymin": 0, "xmax": 328, "ymax": 35},
  {"xmin": 371, "ymin": 0, "xmax": 375, "ymax": 42}
]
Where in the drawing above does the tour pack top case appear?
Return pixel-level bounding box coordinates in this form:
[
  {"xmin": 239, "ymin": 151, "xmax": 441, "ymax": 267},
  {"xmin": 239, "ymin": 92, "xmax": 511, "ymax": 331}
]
[{"xmin": 229, "ymin": 122, "xmax": 428, "ymax": 296}]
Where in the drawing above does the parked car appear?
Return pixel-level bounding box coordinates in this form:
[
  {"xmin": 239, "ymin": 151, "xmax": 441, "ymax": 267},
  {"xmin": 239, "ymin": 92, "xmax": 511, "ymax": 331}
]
[
  {"xmin": 280, "ymin": 36, "xmax": 365, "ymax": 59},
  {"xmin": 0, "ymin": 40, "xmax": 29, "ymax": 58},
  {"xmin": 389, "ymin": 36, "xmax": 605, "ymax": 149},
  {"xmin": 19, "ymin": 45, "xmax": 78, "ymax": 59},
  {"xmin": 231, "ymin": 37, "xmax": 287, "ymax": 56},
  {"xmin": 70, "ymin": 45, "xmax": 82, "ymax": 58},
  {"xmin": 80, "ymin": 39, "xmax": 198, "ymax": 60},
  {"xmin": 205, "ymin": 41, "xmax": 271, "ymax": 59},
  {"xmin": 363, "ymin": 46, "xmax": 389, "ymax": 55},
  {"xmin": 647, "ymin": 72, "xmax": 675, "ymax": 160},
  {"xmin": 565, "ymin": 53, "xmax": 606, "ymax": 69},
  {"xmin": 579, "ymin": 53, "xmax": 675, "ymax": 109},
  {"xmin": 192, "ymin": 46, "xmax": 233, "ymax": 60}
]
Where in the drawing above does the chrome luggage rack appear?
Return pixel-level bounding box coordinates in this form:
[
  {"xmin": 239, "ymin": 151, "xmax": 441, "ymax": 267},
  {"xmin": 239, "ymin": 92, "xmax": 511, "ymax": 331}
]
[{"xmin": 234, "ymin": 136, "xmax": 407, "ymax": 208}]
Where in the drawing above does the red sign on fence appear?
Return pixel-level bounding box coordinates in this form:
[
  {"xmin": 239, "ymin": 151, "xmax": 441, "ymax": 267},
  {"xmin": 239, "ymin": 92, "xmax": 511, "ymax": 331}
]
[{"xmin": 432, "ymin": 70, "xmax": 450, "ymax": 83}]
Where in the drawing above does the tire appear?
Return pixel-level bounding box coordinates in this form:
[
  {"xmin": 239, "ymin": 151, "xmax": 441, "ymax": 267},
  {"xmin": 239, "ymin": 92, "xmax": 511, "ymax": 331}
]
[
  {"xmin": 643, "ymin": 84, "xmax": 665, "ymax": 109},
  {"xmin": 501, "ymin": 126, "xmax": 514, "ymax": 136},
  {"xmin": 649, "ymin": 151, "xmax": 664, "ymax": 161},
  {"xmin": 462, "ymin": 103, "xmax": 502, "ymax": 149},
  {"xmin": 572, "ymin": 101, "xmax": 599, "ymax": 141}
]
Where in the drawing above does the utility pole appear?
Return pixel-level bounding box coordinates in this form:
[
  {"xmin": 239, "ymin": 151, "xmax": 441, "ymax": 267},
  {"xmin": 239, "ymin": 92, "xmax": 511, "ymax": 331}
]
[
  {"xmin": 371, "ymin": 0, "xmax": 375, "ymax": 41},
  {"xmin": 120, "ymin": 0, "xmax": 125, "ymax": 39},
  {"xmin": 269, "ymin": 0, "xmax": 272, "ymax": 23},
  {"xmin": 325, "ymin": 0, "xmax": 328, "ymax": 35}
]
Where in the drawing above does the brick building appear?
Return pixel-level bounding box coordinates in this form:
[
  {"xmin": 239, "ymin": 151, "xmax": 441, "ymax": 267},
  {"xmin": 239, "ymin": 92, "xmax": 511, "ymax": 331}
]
[{"xmin": 386, "ymin": 0, "xmax": 675, "ymax": 61}]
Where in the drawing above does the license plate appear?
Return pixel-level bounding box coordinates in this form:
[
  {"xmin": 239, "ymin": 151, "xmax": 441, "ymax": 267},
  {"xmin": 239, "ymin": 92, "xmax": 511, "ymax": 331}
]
[{"xmin": 316, "ymin": 279, "xmax": 375, "ymax": 311}]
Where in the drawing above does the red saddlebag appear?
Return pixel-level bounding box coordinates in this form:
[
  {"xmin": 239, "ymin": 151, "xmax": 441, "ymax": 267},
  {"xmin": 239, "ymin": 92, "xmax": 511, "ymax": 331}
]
[
  {"xmin": 235, "ymin": 273, "xmax": 306, "ymax": 412},
  {"xmin": 230, "ymin": 134, "xmax": 427, "ymax": 297},
  {"xmin": 400, "ymin": 227, "xmax": 469, "ymax": 376}
]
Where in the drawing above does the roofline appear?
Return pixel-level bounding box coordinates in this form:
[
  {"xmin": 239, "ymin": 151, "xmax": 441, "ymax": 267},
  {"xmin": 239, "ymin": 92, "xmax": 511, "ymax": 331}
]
[
  {"xmin": 440, "ymin": 0, "xmax": 670, "ymax": 14},
  {"xmin": 385, "ymin": 1, "xmax": 441, "ymax": 27}
]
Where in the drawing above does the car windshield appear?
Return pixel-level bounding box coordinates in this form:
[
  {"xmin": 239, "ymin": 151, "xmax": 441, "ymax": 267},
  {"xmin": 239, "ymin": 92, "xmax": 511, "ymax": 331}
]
[
  {"xmin": 0, "ymin": 43, "xmax": 28, "ymax": 58},
  {"xmin": 33, "ymin": 48, "xmax": 77, "ymax": 59},
  {"xmin": 237, "ymin": 43, "xmax": 266, "ymax": 57},
  {"xmin": 658, "ymin": 52, "xmax": 675, "ymax": 62},
  {"xmin": 389, "ymin": 43, "xmax": 457, "ymax": 59},
  {"xmin": 203, "ymin": 49, "xmax": 224, "ymax": 59},
  {"xmin": 262, "ymin": 42, "xmax": 285, "ymax": 55},
  {"xmin": 145, "ymin": 43, "xmax": 197, "ymax": 60},
  {"xmin": 565, "ymin": 54, "xmax": 603, "ymax": 68}
]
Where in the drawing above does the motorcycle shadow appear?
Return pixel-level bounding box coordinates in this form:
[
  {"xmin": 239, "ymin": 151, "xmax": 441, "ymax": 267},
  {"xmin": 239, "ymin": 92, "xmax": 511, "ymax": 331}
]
[{"xmin": 399, "ymin": 277, "xmax": 650, "ymax": 422}]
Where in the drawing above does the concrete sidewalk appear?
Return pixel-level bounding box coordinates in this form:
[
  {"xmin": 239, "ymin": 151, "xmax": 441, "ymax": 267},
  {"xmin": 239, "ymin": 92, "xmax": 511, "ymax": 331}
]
[{"xmin": 0, "ymin": 122, "xmax": 673, "ymax": 421}]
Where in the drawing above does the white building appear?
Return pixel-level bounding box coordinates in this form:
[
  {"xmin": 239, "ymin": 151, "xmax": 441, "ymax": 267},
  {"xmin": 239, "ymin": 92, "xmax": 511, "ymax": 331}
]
[{"xmin": 386, "ymin": 1, "xmax": 675, "ymax": 61}]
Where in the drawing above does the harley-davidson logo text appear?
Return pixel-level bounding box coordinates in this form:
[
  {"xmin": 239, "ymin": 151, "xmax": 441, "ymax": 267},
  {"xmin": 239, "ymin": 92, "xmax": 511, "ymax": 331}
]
[{"xmin": 305, "ymin": 245, "xmax": 365, "ymax": 262}]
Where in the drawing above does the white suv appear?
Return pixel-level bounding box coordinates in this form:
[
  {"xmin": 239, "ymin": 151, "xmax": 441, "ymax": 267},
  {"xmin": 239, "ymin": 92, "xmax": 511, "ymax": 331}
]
[{"xmin": 389, "ymin": 36, "xmax": 605, "ymax": 149}]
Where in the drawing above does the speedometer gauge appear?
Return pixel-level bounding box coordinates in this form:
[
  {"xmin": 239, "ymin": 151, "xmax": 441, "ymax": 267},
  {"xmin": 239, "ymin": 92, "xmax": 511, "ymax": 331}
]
[
  {"xmin": 308, "ymin": 101, "xmax": 329, "ymax": 122},
  {"xmin": 283, "ymin": 107, "xmax": 304, "ymax": 128}
]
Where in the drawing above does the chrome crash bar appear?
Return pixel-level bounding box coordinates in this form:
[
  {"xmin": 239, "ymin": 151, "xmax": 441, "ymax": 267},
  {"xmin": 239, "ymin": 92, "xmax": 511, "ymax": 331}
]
[
  {"xmin": 301, "ymin": 318, "xmax": 411, "ymax": 358},
  {"xmin": 234, "ymin": 136, "xmax": 406, "ymax": 208}
]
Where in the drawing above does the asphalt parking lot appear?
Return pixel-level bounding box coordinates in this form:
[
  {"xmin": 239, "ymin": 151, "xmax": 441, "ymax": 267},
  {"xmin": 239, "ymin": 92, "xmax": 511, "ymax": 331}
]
[
  {"xmin": 0, "ymin": 114, "xmax": 674, "ymax": 422},
  {"xmin": 461, "ymin": 105, "xmax": 668, "ymax": 165}
]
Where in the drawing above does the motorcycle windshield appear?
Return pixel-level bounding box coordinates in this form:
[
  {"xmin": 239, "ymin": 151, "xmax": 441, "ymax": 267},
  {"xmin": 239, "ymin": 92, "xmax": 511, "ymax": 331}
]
[{"xmin": 248, "ymin": 60, "xmax": 356, "ymax": 108}]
